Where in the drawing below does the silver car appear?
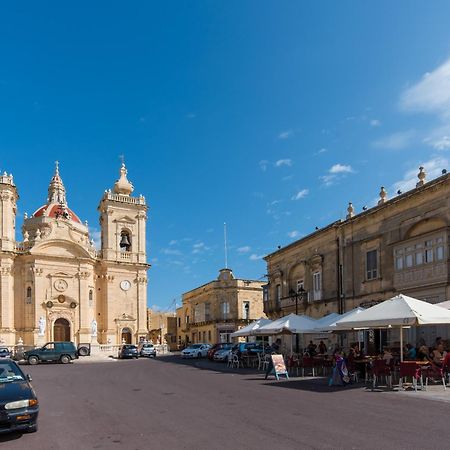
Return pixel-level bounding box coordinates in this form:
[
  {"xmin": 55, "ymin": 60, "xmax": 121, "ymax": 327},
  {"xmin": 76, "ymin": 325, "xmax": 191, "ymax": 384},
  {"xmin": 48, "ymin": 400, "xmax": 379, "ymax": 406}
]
[{"xmin": 139, "ymin": 344, "xmax": 157, "ymax": 358}]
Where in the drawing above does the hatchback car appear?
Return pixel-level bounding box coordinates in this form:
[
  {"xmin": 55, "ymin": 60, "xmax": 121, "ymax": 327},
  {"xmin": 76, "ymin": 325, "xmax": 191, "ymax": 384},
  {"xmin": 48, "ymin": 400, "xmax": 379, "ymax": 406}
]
[
  {"xmin": 118, "ymin": 345, "xmax": 139, "ymax": 359},
  {"xmin": 207, "ymin": 343, "xmax": 232, "ymax": 360},
  {"xmin": 213, "ymin": 346, "xmax": 233, "ymax": 362},
  {"xmin": 181, "ymin": 344, "xmax": 211, "ymax": 359},
  {"xmin": 0, "ymin": 359, "xmax": 39, "ymax": 434},
  {"xmin": 139, "ymin": 343, "xmax": 157, "ymax": 358},
  {"xmin": 0, "ymin": 347, "xmax": 11, "ymax": 359}
]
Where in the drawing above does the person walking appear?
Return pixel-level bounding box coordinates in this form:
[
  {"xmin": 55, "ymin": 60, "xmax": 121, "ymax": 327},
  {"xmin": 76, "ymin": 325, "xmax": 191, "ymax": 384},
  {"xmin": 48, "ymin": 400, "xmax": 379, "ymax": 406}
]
[{"xmin": 264, "ymin": 338, "xmax": 282, "ymax": 380}]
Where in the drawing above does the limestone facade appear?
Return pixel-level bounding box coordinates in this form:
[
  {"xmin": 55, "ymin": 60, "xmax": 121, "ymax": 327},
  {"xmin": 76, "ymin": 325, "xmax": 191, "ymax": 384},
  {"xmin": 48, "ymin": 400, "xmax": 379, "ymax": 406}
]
[
  {"xmin": 264, "ymin": 168, "xmax": 450, "ymax": 323},
  {"xmin": 147, "ymin": 308, "xmax": 177, "ymax": 350},
  {"xmin": 0, "ymin": 163, "xmax": 149, "ymax": 346},
  {"xmin": 176, "ymin": 268, "xmax": 265, "ymax": 347}
]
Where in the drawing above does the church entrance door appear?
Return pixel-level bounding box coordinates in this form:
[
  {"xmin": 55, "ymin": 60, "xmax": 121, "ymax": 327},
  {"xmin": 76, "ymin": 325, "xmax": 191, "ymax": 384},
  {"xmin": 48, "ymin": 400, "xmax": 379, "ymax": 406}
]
[
  {"xmin": 54, "ymin": 318, "xmax": 71, "ymax": 342},
  {"xmin": 121, "ymin": 328, "xmax": 132, "ymax": 344}
]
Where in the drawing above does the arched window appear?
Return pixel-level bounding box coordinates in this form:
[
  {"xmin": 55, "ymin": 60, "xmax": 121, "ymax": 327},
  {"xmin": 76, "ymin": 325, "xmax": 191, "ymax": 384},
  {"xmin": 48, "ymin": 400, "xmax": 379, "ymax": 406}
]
[
  {"xmin": 26, "ymin": 287, "xmax": 32, "ymax": 304},
  {"xmin": 119, "ymin": 229, "xmax": 131, "ymax": 252},
  {"xmin": 88, "ymin": 290, "xmax": 93, "ymax": 307}
]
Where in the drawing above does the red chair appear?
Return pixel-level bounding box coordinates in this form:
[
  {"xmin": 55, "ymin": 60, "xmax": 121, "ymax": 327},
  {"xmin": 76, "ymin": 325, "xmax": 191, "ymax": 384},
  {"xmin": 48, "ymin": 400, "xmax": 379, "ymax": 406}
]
[
  {"xmin": 372, "ymin": 359, "xmax": 392, "ymax": 390},
  {"xmin": 301, "ymin": 356, "xmax": 315, "ymax": 377},
  {"xmin": 423, "ymin": 364, "xmax": 446, "ymax": 390},
  {"xmin": 399, "ymin": 362, "xmax": 423, "ymax": 391}
]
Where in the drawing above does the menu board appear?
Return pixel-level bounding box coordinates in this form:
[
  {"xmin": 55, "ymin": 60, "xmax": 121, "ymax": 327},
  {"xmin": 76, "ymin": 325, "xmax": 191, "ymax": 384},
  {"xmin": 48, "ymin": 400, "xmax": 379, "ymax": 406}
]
[{"xmin": 271, "ymin": 354, "xmax": 289, "ymax": 380}]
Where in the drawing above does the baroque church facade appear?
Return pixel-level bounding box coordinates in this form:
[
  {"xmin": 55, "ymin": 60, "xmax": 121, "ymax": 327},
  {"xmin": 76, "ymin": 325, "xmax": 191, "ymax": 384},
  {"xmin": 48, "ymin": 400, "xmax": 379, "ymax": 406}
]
[{"xmin": 0, "ymin": 163, "xmax": 149, "ymax": 346}]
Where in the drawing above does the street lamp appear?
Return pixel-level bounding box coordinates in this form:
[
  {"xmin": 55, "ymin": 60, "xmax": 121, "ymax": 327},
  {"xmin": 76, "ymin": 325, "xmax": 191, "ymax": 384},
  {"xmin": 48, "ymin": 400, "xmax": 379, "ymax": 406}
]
[{"xmin": 289, "ymin": 286, "xmax": 307, "ymax": 354}]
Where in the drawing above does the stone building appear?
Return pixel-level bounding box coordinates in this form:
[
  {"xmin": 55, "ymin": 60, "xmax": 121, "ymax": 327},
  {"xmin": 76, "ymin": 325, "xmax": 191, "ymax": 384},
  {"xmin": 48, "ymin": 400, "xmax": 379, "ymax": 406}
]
[
  {"xmin": 0, "ymin": 163, "xmax": 149, "ymax": 346},
  {"xmin": 147, "ymin": 308, "xmax": 177, "ymax": 350},
  {"xmin": 264, "ymin": 167, "xmax": 450, "ymax": 344},
  {"xmin": 176, "ymin": 268, "xmax": 265, "ymax": 347}
]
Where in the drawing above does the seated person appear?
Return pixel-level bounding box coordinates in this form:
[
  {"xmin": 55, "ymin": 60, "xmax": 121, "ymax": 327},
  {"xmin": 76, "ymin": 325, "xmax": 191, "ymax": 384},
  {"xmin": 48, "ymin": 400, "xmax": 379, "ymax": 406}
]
[
  {"xmin": 405, "ymin": 343, "xmax": 417, "ymax": 360},
  {"xmin": 417, "ymin": 344, "xmax": 430, "ymax": 361},
  {"xmin": 382, "ymin": 347, "xmax": 393, "ymax": 365},
  {"xmin": 318, "ymin": 340, "xmax": 327, "ymax": 355},
  {"xmin": 307, "ymin": 340, "xmax": 317, "ymax": 357},
  {"xmin": 349, "ymin": 343, "xmax": 361, "ymax": 359},
  {"xmin": 431, "ymin": 343, "xmax": 446, "ymax": 367}
]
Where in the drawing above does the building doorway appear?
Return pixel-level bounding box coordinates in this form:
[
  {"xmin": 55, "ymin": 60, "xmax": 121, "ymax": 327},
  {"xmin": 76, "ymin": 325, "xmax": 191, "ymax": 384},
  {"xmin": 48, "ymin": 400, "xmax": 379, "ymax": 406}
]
[
  {"xmin": 54, "ymin": 318, "xmax": 71, "ymax": 342},
  {"xmin": 121, "ymin": 327, "xmax": 132, "ymax": 344}
]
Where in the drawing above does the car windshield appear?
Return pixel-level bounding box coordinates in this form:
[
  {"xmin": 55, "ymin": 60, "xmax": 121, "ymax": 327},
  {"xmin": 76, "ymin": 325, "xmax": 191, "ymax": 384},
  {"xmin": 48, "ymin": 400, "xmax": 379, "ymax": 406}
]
[
  {"xmin": 188, "ymin": 344, "xmax": 202, "ymax": 349},
  {"xmin": 143, "ymin": 344, "xmax": 154, "ymax": 348},
  {"xmin": 124, "ymin": 345, "xmax": 137, "ymax": 349},
  {"xmin": 0, "ymin": 347, "xmax": 9, "ymax": 352},
  {"xmin": 0, "ymin": 362, "xmax": 24, "ymax": 382}
]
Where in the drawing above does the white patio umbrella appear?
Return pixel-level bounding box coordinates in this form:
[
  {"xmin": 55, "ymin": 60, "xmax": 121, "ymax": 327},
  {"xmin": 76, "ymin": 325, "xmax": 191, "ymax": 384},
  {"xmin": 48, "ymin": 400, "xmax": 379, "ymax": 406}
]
[
  {"xmin": 230, "ymin": 318, "xmax": 273, "ymax": 337},
  {"xmin": 436, "ymin": 300, "xmax": 450, "ymax": 310},
  {"xmin": 254, "ymin": 313, "xmax": 318, "ymax": 335},
  {"xmin": 334, "ymin": 294, "xmax": 450, "ymax": 360},
  {"xmin": 311, "ymin": 312, "xmax": 340, "ymax": 332},
  {"xmin": 324, "ymin": 307, "xmax": 365, "ymax": 331}
]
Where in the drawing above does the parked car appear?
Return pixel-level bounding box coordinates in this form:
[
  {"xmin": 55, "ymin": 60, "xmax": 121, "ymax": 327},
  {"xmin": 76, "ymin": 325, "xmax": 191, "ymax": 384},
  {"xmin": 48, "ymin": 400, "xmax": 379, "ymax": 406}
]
[
  {"xmin": 213, "ymin": 346, "xmax": 233, "ymax": 362},
  {"xmin": 0, "ymin": 347, "xmax": 11, "ymax": 359},
  {"xmin": 207, "ymin": 343, "xmax": 232, "ymax": 360},
  {"xmin": 0, "ymin": 359, "xmax": 39, "ymax": 434},
  {"xmin": 23, "ymin": 342, "xmax": 80, "ymax": 365},
  {"xmin": 139, "ymin": 343, "xmax": 157, "ymax": 358},
  {"xmin": 118, "ymin": 345, "xmax": 139, "ymax": 359},
  {"xmin": 181, "ymin": 344, "xmax": 211, "ymax": 359},
  {"xmin": 231, "ymin": 342, "xmax": 268, "ymax": 357}
]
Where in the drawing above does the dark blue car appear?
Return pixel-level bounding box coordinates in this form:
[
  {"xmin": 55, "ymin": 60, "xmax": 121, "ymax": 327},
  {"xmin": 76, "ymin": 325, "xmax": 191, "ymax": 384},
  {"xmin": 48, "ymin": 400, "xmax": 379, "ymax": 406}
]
[
  {"xmin": 118, "ymin": 345, "xmax": 139, "ymax": 359},
  {"xmin": 0, "ymin": 359, "xmax": 39, "ymax": 434}
]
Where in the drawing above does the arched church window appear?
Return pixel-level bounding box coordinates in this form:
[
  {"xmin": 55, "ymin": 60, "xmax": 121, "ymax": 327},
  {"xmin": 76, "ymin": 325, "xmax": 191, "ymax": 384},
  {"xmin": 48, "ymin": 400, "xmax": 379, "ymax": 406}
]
[
  {"xmin": 119, "ymin": 230, "xmax": 131, "ymax": 252},
  {"xmin": 89, "ymin": 290, "xmax": 93, "ymax": 307},
  {"xmin": 26, "ymin": 287, "xmax": 32, "ymax": 304}
]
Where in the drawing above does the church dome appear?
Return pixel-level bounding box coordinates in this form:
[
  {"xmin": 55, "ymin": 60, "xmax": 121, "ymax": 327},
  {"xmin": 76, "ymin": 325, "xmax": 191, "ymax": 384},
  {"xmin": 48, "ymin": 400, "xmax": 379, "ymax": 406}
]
[{"xmin": 33, "ymin": 203, "xmax": 82, "ymax": 224}]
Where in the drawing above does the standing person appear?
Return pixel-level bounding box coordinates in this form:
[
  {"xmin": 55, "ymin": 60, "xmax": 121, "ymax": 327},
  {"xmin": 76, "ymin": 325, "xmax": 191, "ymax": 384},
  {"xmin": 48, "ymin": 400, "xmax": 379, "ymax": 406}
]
[
  {"xmin": 264, "ymin": 338, "xmax": 281, "ymax": 380},
  {"xmin": 318, "ymin": 340, "xmax": 327, "ymax": 355}
]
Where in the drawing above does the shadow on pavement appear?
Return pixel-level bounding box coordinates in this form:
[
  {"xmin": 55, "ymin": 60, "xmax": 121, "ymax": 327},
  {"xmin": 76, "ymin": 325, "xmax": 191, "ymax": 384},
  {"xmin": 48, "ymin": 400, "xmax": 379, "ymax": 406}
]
[{"xmin": 0, "ymin": 432, "xmax": 24, "ymax": 443}]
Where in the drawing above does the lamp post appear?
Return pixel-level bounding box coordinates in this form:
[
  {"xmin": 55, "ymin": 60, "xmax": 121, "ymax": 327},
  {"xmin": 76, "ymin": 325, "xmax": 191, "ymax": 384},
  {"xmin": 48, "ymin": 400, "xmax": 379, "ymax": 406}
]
[{"xmin": 289, "ymin": 286, "xmax": 307, "ymax": 354}]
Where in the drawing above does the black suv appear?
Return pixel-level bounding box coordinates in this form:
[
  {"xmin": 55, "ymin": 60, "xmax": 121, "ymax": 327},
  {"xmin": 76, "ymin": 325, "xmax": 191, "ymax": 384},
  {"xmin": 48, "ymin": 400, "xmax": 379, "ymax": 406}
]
[{"xmin": 23, "ymin": 342, "xmax": 81, "ymax": 365}]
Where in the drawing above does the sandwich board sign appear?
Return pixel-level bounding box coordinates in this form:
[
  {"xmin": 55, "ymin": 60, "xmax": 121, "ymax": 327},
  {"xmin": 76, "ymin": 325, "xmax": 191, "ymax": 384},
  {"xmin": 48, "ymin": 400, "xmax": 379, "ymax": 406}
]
[{"xmin": 271, "ymin": 354, "xmax": 289, "ymax": 380}]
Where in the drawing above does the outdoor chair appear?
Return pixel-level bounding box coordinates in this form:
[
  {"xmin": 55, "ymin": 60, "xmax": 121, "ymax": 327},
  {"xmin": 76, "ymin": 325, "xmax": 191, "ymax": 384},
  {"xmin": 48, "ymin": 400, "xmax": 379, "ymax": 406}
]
[
  {"xmin": 372, "ymin": 359, "xmax": 392, "ymax": 390},
  {"xmin": 301, "ymin": 356, "xmax": 315, "ymax": 377},
  {"xmin": 422, "ymin": 365, "xmax": 446, "ymax": 391},
  {"xmin": 399, "ymin": 362, "xmax": 423, "ymax": 391},
  {"xmin": 262, "ymin": 354, "xmax": 271, "ymax": 372}
]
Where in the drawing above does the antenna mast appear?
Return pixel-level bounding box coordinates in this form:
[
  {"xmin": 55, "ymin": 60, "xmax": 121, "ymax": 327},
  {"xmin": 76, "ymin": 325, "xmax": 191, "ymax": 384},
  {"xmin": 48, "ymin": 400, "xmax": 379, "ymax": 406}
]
[{"xmin": 224, "ymin": 222, "xmax": 228, "ymax": 269}]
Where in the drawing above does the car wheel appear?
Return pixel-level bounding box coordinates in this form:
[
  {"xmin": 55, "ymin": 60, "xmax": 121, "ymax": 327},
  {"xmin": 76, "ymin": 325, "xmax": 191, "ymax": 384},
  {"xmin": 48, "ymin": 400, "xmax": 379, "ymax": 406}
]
[
  {"xmin": 78, "ymin": 346, "xmax": 89, "ymax": 356},
  {"xmin": 28, "ymin": 356, "xmax": 39, "ymax": 365},
  {"xmin": 60, "ymin": 354, "xmax": 71, "ymax": 364}
]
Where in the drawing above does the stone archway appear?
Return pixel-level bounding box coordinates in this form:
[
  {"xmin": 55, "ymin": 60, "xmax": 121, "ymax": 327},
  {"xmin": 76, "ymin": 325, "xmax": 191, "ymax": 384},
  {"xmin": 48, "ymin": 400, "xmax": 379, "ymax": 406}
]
[
  {"xmin": 54, "ymin": 318, "xmax": 71, "ymax": 342},
  {"xmin": 121, "ymin": 327, "xmax": 132, "ymax": 344}
]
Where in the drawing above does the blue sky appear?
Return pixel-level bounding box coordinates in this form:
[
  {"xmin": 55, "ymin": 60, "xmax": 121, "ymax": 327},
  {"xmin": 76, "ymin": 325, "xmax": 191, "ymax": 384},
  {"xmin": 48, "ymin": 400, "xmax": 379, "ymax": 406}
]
[{"xmin": 2, "ymin": 2, "xmax": 450, "ymax": 311}]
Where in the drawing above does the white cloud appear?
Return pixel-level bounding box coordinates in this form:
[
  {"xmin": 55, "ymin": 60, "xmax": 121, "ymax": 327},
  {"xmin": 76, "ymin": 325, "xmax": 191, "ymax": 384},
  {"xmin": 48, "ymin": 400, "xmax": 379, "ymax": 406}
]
[
  {"xmin": 392, "ymin": 157, "xmax": 449, "ymax": 193},
  {"xmin": 288, "ymin": 230, "xmax": 299, "ymax": 238},
  {"xmin": 278, "ymin": 130, "xmax": 293, "ymax": 139},
  {"xmin": 249, "ymin": 254, "xmax": 264, "ymax": 261},
  {"xmin": 329, "ymin": 164, "xmax": 353, "ymax": 174},
  {"xmin": 259, "ymin": 160, "xmax": 269, "ymax": 171},
  {"xmin": 282, "ymin": 175, "xmax": 293, "ymax": 181},
  {"xmin": 192, "ymin": 242, "xmax": 210, "ymax": 254},
  {"xmin": 370, "ymin": 119, "xmax": 381, "ymax": 127},
  {"xmin": 400, "ymin": 58, "xmax": 450, "ymax": 117},
  {"xmin": 275, "ymin": 159, "xmax": 292, "ymax": 167},
  {"xmin": 372, "ymin": 130, "xmax": 415, "ymax": 150},
  {"xmin": 291, "ymin": 189, "xmax": 309, "ymax": 200},
  {"xmin": 315, "ymin": 148, "xmax": 327, "ymax": 155},
  {"xmin": 320, "ymin": 163, "xmax": 355, "ymax": 187},
  {"xmin": 169, "ymin": 240, "xmax": 178, "ymax": 246},
  {"xmin": 89, "ymin": 228, "xmax": 101, "ymax": 250},
  {"xmin": 161, "ymin": 248, "xmax": 182, "ymax": 256},
  {"xmin": 237, "ymin": 246, "xmax": 251, "ymax": 254}
]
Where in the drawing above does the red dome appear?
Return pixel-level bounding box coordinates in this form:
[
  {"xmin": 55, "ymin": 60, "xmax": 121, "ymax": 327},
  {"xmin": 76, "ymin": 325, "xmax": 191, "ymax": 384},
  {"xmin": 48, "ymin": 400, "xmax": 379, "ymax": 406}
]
[{"xmin": 33, "ymin": 204, "xmax": 82, "ymax": 224}]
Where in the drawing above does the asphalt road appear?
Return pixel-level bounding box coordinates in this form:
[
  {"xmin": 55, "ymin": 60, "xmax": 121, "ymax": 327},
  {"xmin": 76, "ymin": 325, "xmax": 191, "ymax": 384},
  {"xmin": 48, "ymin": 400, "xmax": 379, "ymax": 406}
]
[{"xmin": 1, "ymin": 355, "xmax": 450, "ymax": 450}]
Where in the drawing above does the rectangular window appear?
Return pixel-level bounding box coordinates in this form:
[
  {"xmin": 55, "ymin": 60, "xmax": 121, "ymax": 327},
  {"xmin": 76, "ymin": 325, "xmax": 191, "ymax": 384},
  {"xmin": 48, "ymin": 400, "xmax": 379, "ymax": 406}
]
[
  {"xmin": 205, "ymin": 302, "xmax": 211, "ymax": 321},
  {"xmin": 436, "ymin": 246, "xmax": 445, "ymax": 260},
  {"xmin": 221, "ymin": 302, "xmax": 230, "ymax": 320},
  {"xmin": 263, "ymin": 285, "xmax": 269, "ymax": 302},
  {"xmin": 296, "ymin": 280, "xmax": 304, "ymax": 293},
  {"xmin": 312, "ymin": 272, "xmax": 321, "ymax": 301},
  {"xmin": 366, "ymin": 249, "xmax": 378, "ymax": 280},
  {"xmin": 395, "ymin": 257, "xmax": 404, "ymax": 270},
  {"xmin": 208, "ymin": 330, "xmax": 211, "ymax": 342},
  {"xmin": 243, "ymin": 301, "xmax": 250, "ymax": 320},
  {"xmin": 276, "ymin": 284, "xmax": 281, "ymax": 305},
  {"xmin": 415, "ymin": 252, "xmax": 423, "ymax": 265},
  {"xmin": 425, "ymin": 248, "xmax": 433, "ymax": 263},
  {"xmin": 186, "ymin": 315, "xmax": 190, "ymax": 324},
  {"xmin": 405, "ymin": 254, "xmax": 413, "ymax": 268},
  {"xmin": 177, "ymin": 318, "xmax": 181, "ymax": 327}
]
